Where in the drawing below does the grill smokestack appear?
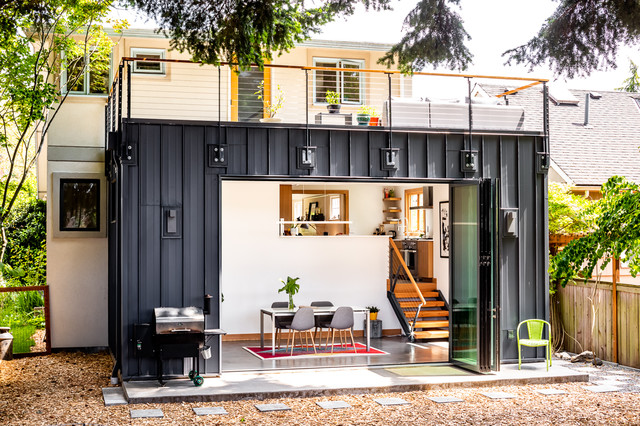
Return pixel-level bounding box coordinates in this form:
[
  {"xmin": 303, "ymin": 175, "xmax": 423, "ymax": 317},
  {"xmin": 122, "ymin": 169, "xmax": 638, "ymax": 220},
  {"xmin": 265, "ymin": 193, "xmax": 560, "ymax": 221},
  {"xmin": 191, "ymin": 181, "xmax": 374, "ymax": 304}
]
[{"xmin": 584, "ymin": 93, "xmax": 590, "ymax": 126}]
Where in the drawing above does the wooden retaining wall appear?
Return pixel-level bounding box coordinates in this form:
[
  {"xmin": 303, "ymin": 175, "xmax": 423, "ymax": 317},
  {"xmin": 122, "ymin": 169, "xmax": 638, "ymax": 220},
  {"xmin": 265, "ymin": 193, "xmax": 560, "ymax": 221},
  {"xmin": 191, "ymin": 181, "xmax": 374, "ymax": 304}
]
[{"xmin": 557, "ymin": 280, "xmax": 640, "ymax": 368}]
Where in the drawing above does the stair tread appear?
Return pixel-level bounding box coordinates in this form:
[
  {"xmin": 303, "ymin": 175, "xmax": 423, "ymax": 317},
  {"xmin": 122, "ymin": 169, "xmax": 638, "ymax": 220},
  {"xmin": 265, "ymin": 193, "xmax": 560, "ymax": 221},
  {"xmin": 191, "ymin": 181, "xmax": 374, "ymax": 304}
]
[
  {"xmin": 413, "ymin": 320, "xmax": 449, "ymax": 328},
  {"xmin": 400, "ymin": 301, "xmax": 445, "ymax": 308},
  {"xmin": 395, "ymin": 291, "xmax": 440, "ymax": 298},
  {"xmin": 394, "ymin": 282, "xmax": 437, "ymax": 290},
  {"xmin": 404, "ymin": 310, "xmax": 449, "ymax": 318},
  {"xmin": 414, "ymin": 330, "xmax": 449, "ymax": 339}
]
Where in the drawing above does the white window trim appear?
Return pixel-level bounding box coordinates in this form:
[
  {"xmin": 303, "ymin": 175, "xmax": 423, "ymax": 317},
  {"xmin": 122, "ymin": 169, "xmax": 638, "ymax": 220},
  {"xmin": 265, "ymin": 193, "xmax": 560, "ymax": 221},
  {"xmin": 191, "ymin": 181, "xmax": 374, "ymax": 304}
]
[
  {"xmin": 61, "ymin": 50, "xmax": 112, "ymax": 97},
  {"xmin": 131, "ymin": 47, "xmax": 166, "ymax": 75},
  {"xmin": 312, "ymin": 57, "xmax": 365, "ymax": 106}
]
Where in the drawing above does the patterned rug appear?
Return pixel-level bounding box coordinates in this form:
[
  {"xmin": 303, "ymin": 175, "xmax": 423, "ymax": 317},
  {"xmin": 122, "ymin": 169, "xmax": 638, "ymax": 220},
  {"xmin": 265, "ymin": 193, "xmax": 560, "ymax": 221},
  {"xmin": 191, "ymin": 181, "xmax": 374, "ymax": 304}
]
[{"xmin": 244, "ymin": 343, "xmax": 387, "ymax": 360}]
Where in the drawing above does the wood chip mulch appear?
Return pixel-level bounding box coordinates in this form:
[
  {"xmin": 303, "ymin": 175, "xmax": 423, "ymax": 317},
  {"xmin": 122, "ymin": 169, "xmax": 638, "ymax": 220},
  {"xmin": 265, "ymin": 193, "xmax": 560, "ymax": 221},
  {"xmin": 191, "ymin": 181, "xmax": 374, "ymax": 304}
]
[{"xmin": 1, "ymin": 352, "xmax": 640, "ymax": 425}]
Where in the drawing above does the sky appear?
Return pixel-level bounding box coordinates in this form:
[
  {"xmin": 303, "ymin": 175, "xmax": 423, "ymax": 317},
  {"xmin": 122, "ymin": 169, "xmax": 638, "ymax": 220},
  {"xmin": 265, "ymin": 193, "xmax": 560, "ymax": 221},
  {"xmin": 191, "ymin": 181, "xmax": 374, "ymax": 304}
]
[{"xmin": 113, "ymin": 0, "xmax": 639, "ymax": 92}]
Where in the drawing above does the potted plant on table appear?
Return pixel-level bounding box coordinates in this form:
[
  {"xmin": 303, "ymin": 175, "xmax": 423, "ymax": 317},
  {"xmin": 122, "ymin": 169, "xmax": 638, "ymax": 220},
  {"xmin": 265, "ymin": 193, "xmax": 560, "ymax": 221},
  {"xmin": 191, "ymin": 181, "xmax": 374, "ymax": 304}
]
[
  {"xmin": 255, "ymin": 80, "xmax": 285, "ymax": 123},
  {"xmin": 366, "ymin": 306, "xmax": 380, "ymax": 321},
  {"xmin": 357, "ymin": 105, "xmax": 377, "ymax": 126},
  {"xmin": 325, "ymin": 90, "xmax": 341, "ymax": 113},
  {"xmin": 278, "ymin": 276, "xmax": 300, "ymax": 310}
]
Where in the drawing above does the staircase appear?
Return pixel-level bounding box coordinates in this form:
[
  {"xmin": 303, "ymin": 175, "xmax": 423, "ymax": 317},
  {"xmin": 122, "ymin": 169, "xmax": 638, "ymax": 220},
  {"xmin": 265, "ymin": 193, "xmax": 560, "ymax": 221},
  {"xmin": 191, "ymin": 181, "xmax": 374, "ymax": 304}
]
[{"xmin": 387, "ymin": 239, "xmax": 450, "ymax": 341}]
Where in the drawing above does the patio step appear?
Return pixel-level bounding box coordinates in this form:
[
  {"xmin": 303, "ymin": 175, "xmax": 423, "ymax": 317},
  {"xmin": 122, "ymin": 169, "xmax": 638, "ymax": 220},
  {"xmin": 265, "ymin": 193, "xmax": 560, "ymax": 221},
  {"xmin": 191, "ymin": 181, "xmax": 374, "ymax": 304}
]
[
  {"xmin": 413, "ymin": 320, "xmax": 449, "ymax": 328},
  {"xmin": 413, "ymin": 330, "xmax": 449, "ymax": 339}
]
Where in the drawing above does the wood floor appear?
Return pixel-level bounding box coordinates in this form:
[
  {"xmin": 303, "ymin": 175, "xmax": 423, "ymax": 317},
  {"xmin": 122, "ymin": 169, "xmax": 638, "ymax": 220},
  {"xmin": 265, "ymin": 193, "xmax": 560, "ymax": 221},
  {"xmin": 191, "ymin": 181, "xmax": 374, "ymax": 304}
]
[{"xmin": 221, "ymin": 335, "xmax": 448, "ymax": 372}]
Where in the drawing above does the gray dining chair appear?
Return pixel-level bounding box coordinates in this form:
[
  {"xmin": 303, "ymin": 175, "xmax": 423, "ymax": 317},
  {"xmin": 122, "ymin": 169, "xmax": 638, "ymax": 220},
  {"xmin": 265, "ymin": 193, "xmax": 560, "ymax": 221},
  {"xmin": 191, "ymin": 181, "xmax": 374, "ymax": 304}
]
[
  {"xmin": 285, "ymin": 307, "xmax": 317, "ymax": 355},
  {"xmin": 320, "ymin": 306, "xmax": 357, "ymax": 353},
  {"xmin": 271, "ymin": 302, "xmax": 292, "ymax": 349},
  {"xmin": 310, "ymin": 300, "xmax": 334, "ymax": 342}
]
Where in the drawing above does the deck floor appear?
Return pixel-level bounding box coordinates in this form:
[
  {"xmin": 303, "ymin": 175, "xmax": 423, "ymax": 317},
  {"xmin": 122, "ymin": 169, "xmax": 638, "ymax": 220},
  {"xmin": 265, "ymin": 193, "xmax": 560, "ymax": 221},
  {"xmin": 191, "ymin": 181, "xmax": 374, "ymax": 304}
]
[{"xmin": 221, "ymin": 336, "xmax": 448, "ymax": 372}]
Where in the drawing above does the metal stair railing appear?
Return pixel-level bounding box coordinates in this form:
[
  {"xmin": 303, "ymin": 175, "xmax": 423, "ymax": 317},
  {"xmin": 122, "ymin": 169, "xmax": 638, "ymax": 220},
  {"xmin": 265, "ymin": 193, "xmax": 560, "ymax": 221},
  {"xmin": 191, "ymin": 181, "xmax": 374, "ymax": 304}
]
[{"xmin": 388, "ymin": 238, "xmax": 426, "ymax": 339}]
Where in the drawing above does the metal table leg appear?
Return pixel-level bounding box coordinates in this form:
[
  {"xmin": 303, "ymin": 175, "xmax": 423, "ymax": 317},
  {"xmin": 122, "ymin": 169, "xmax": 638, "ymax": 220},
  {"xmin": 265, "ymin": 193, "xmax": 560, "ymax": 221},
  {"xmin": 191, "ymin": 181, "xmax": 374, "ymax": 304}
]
[
  {"xmin": 366, "ymin": 310, "xmax": 370, "ymax": 351},
  {"xmin": 260, "ymin": 310, "xmax": 265, "ymax": 349},
  {"xmin": 272, "ymin": 315, "xmax": 276, "ymax": 355}
]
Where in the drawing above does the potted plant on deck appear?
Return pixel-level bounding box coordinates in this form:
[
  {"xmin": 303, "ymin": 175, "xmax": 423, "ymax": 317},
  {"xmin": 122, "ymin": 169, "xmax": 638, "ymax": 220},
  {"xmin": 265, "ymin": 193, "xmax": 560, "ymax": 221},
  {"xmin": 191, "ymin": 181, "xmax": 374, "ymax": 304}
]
[
  {"xmin": 366, "ymin": 306, "xmax": 380, "ymax": 320},
  {"xmin": 255, "ymin": 80, "xmax": 285, "ymax": 123},
  {"xmin": 325, "ymin": 90, "xmax": 341, "ymax": 113},
  {"xmin": 278, "ymin": 276, "xmax": 300, "ymax": 310},
  {"xmin": 357, "ymin": 105, "xmax": 377, "ymax": 126}
]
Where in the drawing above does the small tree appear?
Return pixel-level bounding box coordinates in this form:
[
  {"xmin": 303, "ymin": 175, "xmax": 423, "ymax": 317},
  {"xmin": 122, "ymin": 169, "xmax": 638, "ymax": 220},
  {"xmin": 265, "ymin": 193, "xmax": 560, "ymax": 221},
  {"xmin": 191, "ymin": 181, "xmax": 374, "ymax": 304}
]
[
  {"xmin": 0, "ymin": 0, "xmax": 121, "ymax": 266},
  {"xmin": 616, "ymin": 60, "xmax": 640, "ymax": 93}
]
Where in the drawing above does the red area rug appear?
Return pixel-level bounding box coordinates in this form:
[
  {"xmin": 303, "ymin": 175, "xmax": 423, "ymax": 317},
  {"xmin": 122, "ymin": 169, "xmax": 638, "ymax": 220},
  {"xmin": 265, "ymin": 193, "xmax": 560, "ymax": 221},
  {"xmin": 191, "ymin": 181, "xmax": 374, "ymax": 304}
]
[{"xmin": 244, "ymin": 343, "xmax": 387, "ymax": 360}]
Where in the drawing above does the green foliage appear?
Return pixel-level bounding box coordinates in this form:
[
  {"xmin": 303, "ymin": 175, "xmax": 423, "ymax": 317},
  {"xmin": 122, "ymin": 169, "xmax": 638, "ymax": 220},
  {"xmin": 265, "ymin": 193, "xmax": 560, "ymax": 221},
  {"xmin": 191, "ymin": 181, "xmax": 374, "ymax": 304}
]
[
  {"xmin": 9, "ymin": 324, "xmax": 36, "ymax": 354},
  {"xmin": 378, "ymin": 0, "xmax": 472, "ymax": 73},
  {"xmin": 325, "ymin": 90, "xmax": 340, "ymax": 105},
  {"xmin": 128, "ymin": 0, "xmax": 391, "ymax": 70},
  {"xmin": 0, "ymin": 0, "xmax": 115, "ymax": 260},
  {"xmin": 550, "ymin": 176, "xmax": 640, "ymax": 289},
  {"xmin": 366, "ymin": 305, "xmax": 380, "ymax": 313},
  {"xmin": 548, "ymin": 182, "xmax": 594, "ymax": 235},
  {"xmin": 358, "ymin": 105, "xmax": 378, "ymax": 116},
  {"xmin": 504, "ymin": 0, "xmax": 640, "ymax": 78},
  {"xmin": 617, "ymin": 60, "xmax": 640, "ymax": 92},
  {"xmin": 278, "ymin": 276, "xmax": 301, "ymax": 296},
  {"xmin": 3, "ymin": 198, "xmax": 46, "ymax": 286},
  {"xmin": 254, "ymin": 80, "xmax": 285, "ymax": 118}
]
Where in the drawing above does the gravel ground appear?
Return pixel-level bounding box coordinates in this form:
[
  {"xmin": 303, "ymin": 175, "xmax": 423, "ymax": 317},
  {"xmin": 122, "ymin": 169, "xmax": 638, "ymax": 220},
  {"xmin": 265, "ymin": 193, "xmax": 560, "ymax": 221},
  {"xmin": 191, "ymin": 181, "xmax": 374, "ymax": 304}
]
[{"xmin": 1, "ymin": 352, "xmax": 640, "ymax": 425}]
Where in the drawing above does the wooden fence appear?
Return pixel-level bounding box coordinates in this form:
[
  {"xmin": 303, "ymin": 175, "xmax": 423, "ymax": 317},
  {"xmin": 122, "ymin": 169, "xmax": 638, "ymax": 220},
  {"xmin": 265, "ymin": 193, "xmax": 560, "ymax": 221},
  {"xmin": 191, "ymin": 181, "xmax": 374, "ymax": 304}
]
[{"xmin": 556, "ymin": 280, "xmax": 640, "ymax": 368}]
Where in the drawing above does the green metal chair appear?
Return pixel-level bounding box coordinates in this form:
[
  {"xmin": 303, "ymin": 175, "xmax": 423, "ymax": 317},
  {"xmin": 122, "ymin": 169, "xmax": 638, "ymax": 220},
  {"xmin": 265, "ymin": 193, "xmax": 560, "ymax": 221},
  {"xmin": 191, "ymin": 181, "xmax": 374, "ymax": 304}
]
[{"xmin": 517, "ymin": 319, "xmax": 552, "ymax": 371}]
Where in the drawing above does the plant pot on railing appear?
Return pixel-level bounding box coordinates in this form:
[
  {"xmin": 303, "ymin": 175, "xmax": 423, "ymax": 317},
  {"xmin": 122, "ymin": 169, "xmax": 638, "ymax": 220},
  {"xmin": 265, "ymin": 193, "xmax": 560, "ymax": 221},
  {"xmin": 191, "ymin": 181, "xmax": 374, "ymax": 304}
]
[
  {"xmin": 327, "ymin": 104, "xmax": 341, "ymax": 114},
  {"xmin": 356, "ymin": 113, "xmax": 370, "ymax": 126}
]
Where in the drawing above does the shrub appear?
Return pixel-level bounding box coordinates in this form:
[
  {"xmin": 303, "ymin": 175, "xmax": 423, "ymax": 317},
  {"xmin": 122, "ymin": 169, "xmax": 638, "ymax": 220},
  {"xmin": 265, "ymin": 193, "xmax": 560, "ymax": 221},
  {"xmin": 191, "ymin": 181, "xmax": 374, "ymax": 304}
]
[{"xmin": 3, "ymin": 197, "xmax": 46, "ymax": 286}]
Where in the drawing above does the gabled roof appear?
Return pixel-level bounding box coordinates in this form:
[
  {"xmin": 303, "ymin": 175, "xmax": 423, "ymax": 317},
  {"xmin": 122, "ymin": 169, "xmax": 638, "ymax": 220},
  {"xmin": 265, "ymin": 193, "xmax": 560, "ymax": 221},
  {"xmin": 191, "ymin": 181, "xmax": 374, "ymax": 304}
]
[{"xmin": 482, "ymin": 84, "xmax": 640, "ymax": 187}]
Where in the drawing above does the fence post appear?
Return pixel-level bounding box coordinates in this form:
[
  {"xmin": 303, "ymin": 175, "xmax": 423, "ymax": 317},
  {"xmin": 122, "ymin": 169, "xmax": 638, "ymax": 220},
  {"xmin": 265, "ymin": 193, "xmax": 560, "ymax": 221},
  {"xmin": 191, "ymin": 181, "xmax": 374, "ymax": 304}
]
[{"xmin": 612, "ymin": 257, "xmax": 619, "ymax": 363}]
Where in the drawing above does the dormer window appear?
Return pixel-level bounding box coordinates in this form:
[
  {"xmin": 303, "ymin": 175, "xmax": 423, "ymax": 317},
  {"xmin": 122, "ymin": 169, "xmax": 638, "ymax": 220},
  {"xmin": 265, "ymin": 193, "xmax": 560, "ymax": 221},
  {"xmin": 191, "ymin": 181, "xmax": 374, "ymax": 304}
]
[{"xmin": 131, "ymin": 48, "xmax": 165, "ymax": 75}]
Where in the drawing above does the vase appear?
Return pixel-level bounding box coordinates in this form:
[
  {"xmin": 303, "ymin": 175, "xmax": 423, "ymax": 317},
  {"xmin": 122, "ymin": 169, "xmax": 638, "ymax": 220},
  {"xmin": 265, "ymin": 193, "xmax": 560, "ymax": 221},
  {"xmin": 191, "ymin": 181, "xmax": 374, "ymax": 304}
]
[
  {"xmin": 356, "ymin": 113, "xmax": 370, "ymax": 126},
  {"xmin": 327, "ymin": 104, "xmax": 341, "ymax": 114},
  {"xmin": 369, "ymin": 312, "xmax": 378, "ymax": 321},
  {"xmin": 288, "ymin": 294, "xmax": 295, "ymax": 310}
]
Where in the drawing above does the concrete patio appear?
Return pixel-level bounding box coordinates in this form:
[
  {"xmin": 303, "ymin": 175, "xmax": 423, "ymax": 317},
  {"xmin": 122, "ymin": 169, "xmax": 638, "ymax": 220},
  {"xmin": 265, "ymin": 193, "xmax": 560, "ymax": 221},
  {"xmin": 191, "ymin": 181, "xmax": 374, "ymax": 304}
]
[{"xmin": 122, "ymin": 360, "xmax": 588, "ymax": 404}]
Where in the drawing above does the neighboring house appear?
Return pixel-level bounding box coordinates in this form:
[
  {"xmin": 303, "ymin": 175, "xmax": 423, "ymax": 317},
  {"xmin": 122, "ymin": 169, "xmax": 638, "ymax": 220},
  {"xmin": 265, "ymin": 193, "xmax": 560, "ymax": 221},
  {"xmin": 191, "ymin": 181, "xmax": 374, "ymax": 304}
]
[
  {"xmin": 44, "ymin": 27, "xmax": 552, "ymax": 380},
  {"xmin": 479, "ymin": 84, "xmax": 640, "ymax": 196}
]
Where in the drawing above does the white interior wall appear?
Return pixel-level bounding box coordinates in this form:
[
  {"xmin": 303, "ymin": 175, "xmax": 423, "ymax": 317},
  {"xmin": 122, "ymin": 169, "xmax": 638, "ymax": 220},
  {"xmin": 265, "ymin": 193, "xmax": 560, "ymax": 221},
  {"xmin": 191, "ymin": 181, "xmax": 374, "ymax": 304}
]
[
  {"xmin": 221, "ymin": 181, "xmax": 399, "ymax": 335},
  {"xmin": 432, "ymin": 185, "xmax": 450, "ymax": 302}
]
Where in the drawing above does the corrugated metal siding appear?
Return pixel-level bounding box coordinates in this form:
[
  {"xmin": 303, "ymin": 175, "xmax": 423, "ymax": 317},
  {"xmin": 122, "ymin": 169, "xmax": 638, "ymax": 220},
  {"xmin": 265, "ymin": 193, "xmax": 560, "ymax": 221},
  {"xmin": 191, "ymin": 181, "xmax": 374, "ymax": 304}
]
[{"xmin": 114, "ymin": 120, "xmax": 548, "ymax": 378}]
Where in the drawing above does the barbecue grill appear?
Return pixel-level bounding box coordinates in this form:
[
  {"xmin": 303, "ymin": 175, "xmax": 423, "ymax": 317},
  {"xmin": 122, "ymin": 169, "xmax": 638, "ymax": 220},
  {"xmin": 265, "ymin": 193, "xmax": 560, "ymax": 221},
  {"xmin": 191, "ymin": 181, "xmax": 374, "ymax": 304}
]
[{"xmin": 132, "ymin": 305, "xmax": 225, "ymax": 386}]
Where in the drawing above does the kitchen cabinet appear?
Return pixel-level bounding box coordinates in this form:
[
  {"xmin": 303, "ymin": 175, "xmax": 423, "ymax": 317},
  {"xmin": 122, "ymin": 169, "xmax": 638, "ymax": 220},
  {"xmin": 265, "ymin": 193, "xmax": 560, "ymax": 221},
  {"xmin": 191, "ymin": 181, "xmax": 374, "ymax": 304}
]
[
  {"xmin": 417, "ymin": 240, "xmax": 433, "ymax": 278},
  {"xmin": 382, "ymin": 197, "xmax": 402, "ymax": 224}
]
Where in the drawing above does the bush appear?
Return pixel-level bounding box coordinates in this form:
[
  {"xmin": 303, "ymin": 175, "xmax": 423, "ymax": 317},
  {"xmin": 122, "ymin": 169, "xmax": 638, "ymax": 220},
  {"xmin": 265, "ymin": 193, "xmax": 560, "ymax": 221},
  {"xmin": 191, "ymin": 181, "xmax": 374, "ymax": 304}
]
[{"xmin": 3, "ymin": 197, "xmax": 46, "ymax": 286}]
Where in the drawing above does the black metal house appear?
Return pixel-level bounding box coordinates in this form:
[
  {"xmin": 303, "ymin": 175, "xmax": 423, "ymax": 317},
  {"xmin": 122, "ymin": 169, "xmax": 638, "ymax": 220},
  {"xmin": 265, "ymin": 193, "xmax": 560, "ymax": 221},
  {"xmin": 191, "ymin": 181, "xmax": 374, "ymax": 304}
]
[{"xmin": 105, "ymin": 59, "xmax": 550, "ymax": 380}]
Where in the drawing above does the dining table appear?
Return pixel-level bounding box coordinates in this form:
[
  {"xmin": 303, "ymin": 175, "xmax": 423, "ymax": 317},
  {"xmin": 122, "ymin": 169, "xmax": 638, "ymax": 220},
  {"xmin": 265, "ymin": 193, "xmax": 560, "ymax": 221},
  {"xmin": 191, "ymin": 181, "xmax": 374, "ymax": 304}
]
[{"xmin": 259, "ymin": 306, "xmax": 370, "ymax": 355}]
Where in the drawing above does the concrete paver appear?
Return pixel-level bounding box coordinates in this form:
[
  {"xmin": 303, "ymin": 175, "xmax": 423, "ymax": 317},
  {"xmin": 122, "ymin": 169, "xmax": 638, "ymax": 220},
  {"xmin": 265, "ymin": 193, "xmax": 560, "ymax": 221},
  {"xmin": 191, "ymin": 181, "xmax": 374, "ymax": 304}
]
[
  {"xmin": 130, "ymin": 409, "xmax": 163, "ymax": 418},
  {"xmin": 193, "ymin": 407, "xmax": 228, "ymax": 415},
  {"xmin": 316, "ymin": 401, "xmax": 351, "ymax": 409},
  {"xmin": 102, "ymin": 387, "xmax": 127, "ymax": 406},
  {"xmin": 427, "ymin": 396, "xmax": 464, "ymax": 403},
  {"xmin": 374, "ymin": 397, "xmax": 410, "ymax": 406},
  {"xmin": 255, "ymin": 403, "xmax": 291, "ymax": 412}
]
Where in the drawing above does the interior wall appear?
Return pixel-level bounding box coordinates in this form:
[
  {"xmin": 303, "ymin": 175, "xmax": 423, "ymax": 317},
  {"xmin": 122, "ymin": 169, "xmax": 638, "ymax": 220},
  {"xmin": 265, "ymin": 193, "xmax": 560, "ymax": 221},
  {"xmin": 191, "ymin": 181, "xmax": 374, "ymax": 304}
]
[
  {"xmin": 432, "ymin": 185, "xmax": 450, "ymax": 302},
  {"xmin": 221, "ymin": 181, "xmax": 399, "ymax": 335}
]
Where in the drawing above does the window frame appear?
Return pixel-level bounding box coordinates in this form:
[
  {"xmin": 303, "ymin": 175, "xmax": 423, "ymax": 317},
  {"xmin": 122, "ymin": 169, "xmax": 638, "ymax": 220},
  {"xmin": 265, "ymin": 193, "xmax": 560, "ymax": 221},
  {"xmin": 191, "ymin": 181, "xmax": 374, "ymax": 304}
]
[
  {"xmin": 312, "ymin": 57, "xmax": 365, "ymax": 106},
  {"xmin": 404, "ymin": 188, "xmax": 426, "ymax": 236},
  {"xmin": 52, "ymin": 173, "xmax": 107, "ymax": 238},
  {"xmin": 131, "ymin": 47, "xmax": 166, "ymax": 75},
  {"xmin": 62, "ymin": 49, "xmax": 112, "ymax": 97}
]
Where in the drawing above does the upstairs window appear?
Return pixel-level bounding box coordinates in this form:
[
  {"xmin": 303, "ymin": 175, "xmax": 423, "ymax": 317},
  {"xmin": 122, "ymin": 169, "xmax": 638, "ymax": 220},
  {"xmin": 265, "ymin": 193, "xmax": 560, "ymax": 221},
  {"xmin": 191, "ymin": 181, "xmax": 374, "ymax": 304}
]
[
  {"xmin": 64, "ymin": 48, "xmax": 111, "ymax": 95},
  {"xmin": 131, "ymin": 48, "xmax": 165, "ymax": 74},
  {"xmin": 313, "ymin": 58, "xmax": 364, "ymax": 105}
]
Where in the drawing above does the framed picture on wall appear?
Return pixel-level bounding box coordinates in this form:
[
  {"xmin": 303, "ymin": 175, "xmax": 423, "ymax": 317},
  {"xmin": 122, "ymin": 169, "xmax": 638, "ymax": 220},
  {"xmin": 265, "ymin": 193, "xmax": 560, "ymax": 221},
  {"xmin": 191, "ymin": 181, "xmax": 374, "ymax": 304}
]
[{"xmin": 439, "ymin": 201, "xmax": 450, "ymax": 258}]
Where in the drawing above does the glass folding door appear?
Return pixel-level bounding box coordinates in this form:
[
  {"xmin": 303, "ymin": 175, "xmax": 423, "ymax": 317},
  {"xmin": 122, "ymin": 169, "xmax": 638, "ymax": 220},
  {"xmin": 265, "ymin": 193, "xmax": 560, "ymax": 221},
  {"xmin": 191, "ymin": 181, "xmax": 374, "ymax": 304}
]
[{"xmin": 449, "ymin": 180, "xmax": 498, "ymax": 372}]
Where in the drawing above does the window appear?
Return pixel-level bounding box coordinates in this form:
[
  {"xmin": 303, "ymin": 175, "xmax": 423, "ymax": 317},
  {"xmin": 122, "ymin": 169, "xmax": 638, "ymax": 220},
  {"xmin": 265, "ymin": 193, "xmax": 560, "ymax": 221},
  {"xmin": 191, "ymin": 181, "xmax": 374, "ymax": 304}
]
[
  {"xmin": 405, "ymin": 188, "xmax": 425, "ymax": 236},
  {"xmin": 131, "ymin": 48, "xmax": 165, "ymax": 74},
  {"xmin": 330, "ymin": 196, "xmax": 341, "ymax": 220},
  {"xmin": 60, "ymin": 179, "xmax": 100, "ymax": 231},
  {"xmin": 313, "ymin": 58, "xmax": 364, "ymax": 104},
  {"xmin": 53, "ymin": 173, "xmax": 106, "ymax": 238},
  {"xmin": 64, "ymin": 49, "xmax": 111, "ymax": 95}
]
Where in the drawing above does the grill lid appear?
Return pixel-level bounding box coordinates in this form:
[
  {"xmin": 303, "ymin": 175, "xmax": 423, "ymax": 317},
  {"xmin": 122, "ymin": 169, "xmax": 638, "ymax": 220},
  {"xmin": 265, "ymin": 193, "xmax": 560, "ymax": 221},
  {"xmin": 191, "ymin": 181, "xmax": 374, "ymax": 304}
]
[{"xmin": 153, "ymin": 307, "xmax": 204, "ymax": 334}]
